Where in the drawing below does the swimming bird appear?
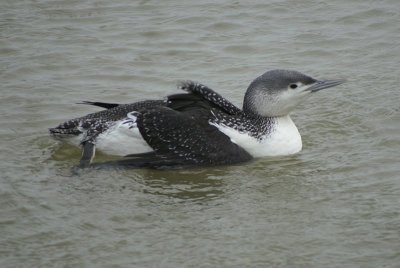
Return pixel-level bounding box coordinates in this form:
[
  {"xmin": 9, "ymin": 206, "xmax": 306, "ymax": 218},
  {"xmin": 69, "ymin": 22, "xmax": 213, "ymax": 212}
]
[{"xmin": 49, "ymin": 69, "xmax": 344, "ymax": 168}]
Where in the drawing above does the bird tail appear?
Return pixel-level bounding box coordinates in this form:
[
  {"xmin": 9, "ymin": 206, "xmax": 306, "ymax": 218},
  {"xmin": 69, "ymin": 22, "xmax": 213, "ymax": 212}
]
[{"xmin": 49, "ymin": 119, "xmax": 82, "ymax": 136}]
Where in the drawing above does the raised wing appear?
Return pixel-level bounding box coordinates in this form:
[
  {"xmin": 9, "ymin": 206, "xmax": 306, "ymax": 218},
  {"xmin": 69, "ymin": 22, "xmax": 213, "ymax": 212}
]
[{"xmin": 177, "ymin": 81, "xmax": 242, "ymax": 115}]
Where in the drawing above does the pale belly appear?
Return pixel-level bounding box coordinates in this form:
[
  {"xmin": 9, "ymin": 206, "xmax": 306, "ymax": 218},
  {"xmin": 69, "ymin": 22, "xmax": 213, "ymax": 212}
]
[
  {"xmin": 61, "ymin": 118, "xmax": 153, "ymax": 156},
  {"xmin": 96, "ymin": 122, "xmax": 153, "ymax": 156}
]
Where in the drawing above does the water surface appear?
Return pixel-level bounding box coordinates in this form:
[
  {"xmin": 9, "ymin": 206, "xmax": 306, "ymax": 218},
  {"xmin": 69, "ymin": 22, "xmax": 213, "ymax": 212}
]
[{"xmin": 1, "ymin": 0, "xmax": 400, "ymax": 267}]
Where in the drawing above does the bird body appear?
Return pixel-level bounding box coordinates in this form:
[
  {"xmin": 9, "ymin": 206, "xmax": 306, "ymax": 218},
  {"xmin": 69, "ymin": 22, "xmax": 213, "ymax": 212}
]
[{"xmin": 49, "ymin": 70, "xmax": 344, "ymax": 168}]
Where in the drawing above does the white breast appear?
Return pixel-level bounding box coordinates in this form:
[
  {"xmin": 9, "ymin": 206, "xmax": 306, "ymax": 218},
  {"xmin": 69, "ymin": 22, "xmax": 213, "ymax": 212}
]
[{"xmin": 210, "ymin": 115, "xmax": 302, "ymax": 157}]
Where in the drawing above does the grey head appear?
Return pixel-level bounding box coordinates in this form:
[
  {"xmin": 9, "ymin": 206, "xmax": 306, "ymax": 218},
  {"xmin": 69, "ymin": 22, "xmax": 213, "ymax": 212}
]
[{"xmin": 243, "ymin": 69, "xmax": 344, "ymax": 117}]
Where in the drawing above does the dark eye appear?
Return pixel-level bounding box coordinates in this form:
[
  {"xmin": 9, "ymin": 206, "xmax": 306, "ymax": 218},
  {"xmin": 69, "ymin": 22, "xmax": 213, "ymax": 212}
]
[{"xmin": 290, "ymin": 84, "xmax": 298, "ymax": 89}]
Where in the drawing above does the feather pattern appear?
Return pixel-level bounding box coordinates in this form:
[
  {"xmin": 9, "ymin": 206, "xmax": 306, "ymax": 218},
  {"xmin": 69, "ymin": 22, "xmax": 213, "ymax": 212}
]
[{"xmin": 50, "ymin": 67, "xmax": 343, "ymax": 168}]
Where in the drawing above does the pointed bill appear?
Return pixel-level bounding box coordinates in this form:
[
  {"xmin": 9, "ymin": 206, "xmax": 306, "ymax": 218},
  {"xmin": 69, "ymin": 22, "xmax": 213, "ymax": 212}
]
[{"xmin": 307, "ymin": 79, "xmax": 345, "ymax": 93}]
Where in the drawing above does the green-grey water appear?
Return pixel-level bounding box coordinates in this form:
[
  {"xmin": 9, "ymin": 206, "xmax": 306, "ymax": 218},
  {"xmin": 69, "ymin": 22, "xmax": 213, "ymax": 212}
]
[{"xmin": 1, "ymin": 0, "xmax": 400, "ymax": 267}]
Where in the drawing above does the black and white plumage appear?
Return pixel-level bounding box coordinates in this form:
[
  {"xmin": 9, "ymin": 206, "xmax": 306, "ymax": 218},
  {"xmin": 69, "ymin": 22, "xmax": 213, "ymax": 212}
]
[{"xmin": 50, "ymin": 69, "xmax": 344, "ymax": 168}]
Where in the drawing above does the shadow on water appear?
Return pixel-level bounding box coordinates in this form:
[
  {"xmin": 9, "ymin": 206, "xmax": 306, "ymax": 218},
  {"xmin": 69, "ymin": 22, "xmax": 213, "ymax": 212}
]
[
  {"xmin": 129, "ymin": 167, "xmax": 229, "ymax": 201},
  {"xmin": 88, "ymin": 163, "xmax": 247, "ymax": 202},
  {"xmin": 81, "ymin": 155, "xmax": 308, "ymax": 201},
  {"xmin": 49, "ymin": 159, "xmax": 231, "ymax": 203},
  {"xmin": 40, "ymin": 135, "xmax": 312, "ymax": 203}
]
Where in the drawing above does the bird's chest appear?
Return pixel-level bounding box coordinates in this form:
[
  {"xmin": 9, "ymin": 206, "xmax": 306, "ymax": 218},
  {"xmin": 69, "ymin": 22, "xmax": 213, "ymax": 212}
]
[
  {"xmin": 257, "ymin": 117, "xmax": 302, "ymax": 157},
  {"xmin": 211, "ymin": 115, "xmax": 302, "ymax": 157}
]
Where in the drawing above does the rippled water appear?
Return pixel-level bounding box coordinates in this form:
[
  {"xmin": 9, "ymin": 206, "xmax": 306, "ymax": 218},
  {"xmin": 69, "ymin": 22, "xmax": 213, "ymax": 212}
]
[{"xmin": 1, "ymin": 0, "xmax": 400, "ymax": 267}]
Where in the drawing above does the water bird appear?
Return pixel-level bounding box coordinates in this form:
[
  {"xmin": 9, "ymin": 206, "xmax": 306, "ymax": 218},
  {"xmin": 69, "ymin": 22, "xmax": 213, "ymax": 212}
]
[{"xmin": 49, "ymin": 69, "xmax": 344, "ymax": 168}]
